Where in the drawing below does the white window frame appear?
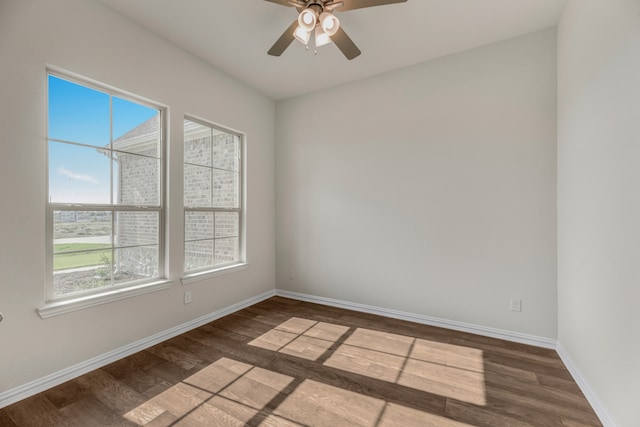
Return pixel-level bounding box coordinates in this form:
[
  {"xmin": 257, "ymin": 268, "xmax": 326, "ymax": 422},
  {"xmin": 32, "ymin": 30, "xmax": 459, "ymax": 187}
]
[
  {"xmin": 181, "ymin": 116, "xmax": 246, "ymax": 284},
  {"xmin": 38, "ymin": 69, "xmax": 171, "ymax": 319}
]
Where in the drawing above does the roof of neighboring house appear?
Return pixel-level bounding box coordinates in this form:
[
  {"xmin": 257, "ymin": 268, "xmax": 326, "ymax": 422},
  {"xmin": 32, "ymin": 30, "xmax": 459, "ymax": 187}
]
[{"xmin": 111, "ymin": 114, "xmax": 159, "ymax": 154}]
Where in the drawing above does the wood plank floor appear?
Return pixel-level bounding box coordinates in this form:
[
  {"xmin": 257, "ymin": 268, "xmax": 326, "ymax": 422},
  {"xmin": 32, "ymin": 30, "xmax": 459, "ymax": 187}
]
[{"xmin": 0, "ymin": 297, "xmax": 602, "ymax": 426}]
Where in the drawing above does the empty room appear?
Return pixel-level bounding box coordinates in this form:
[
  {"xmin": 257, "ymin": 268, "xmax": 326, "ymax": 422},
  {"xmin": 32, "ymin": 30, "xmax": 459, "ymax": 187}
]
[{"xmin": 0, "ymin": 0, "xmax": 637, "ymax": 426}]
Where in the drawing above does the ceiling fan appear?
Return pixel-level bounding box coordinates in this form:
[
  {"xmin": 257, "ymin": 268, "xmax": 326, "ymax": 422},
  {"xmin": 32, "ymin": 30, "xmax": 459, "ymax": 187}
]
[{"xmin": 264, "ymin": 0, "xmax": 408, "ymax": 60}]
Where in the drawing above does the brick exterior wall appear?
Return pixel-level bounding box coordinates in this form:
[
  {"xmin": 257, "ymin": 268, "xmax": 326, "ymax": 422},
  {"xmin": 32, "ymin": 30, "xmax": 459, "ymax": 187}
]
[
  {"xmin": 112, "ymin": 120, "xmax": 161, "ymax": 279},
  {"xmin": 184, "ymin": 130, "xmax": 240, "ymax": 271}
]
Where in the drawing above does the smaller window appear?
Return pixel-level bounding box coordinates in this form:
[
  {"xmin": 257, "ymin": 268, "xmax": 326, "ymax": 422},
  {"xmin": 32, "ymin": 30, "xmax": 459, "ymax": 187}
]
[{"xmin": 183, "ymin": 118, "xmax": 243, "ymax": 274}]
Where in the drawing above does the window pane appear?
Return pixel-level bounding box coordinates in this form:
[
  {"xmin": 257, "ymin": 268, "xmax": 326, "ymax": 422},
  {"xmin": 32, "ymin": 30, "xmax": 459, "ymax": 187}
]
[
  {"xmin": 114, "ymin": 246, "xmax": 159, "ymax": 284},
  {"xmin": 185, "ymin": 211, "xmax": 214, "ymax": 241},
  {"xmin": 53, "ymin": 211, "xmax": 112, "ymax": 250},
  {"xmin": 212, "ymin": 132, "xmax": 239, "ymax": 172},
  {"xmin": 48, "ymin": 73, "xmax": 165, "ymax": 300},
  {"xmin": 215, "ymin": 212, "xmax": 239, "ymax": 238},
  {"xmin": 48, "ymin": 75, "xmax": 110, "ymax": 147},
  {"xmin": 184, "ymin": 119, "xmax": 212, "ymax": 167},
  {"xmin": 115, "ymin": 152, "xmax": 160, "ymax": 206},
  {"xmin": 53, "ymin": 248, "xmax": 112, "ymax": 272},
  {"xmin": 183, "ymin": 117, "xmax": 242, "ymax": 274},
  {"xmin": 49, "ymin": 141, "xmax": 111, "ymax": 204},
  {"xmin": 53, "ymin": 249, "xmax": 112, "ymax": 297},
  {"xmin": 212, "ymin": 170, "xmax": 238, "ymax": 208},
  {"xmin": 184, "ymin": 164, "xmax": 212, "ymax": 207},
  {"xmin": 115, "ymin": 211, "xmax": 158, "ymax": 247},
  {"xmin": 113, "ymin": 97, "xmax": 160, "ymax": 159},
  {"xmin": 215, "ymin": 237, "xmax": 239, "ymax": 265},
  {"xmin": 185, "ymin": 240, "xmax": 214, "ymax": 271}
]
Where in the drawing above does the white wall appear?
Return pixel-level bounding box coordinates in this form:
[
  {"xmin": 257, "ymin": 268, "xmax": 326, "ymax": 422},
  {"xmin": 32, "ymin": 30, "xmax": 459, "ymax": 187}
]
[
  {"xmin": 276, "ymin": 29, "xmax": 558, "ymax": 338},
  {"xmin": 0, "ymin": 0, "xmax": 275, "ymax": 393},
  {"xmin": 558, "ymin": 1, "xmax": 640, "ymax": 426}
]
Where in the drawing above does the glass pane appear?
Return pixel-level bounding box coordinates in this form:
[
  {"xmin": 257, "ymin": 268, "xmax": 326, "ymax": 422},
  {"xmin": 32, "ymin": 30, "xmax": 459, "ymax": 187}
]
[
  {"xmin": 49, "ymin": 141, "xmax": 111, "ymax": 204},
  {"xmin": 114, "ymin": 152, "xmax": 160, "ymax": 206},
  {"xmin": 215, "ymin": 212, "xmax": 239, "ymax": 238},
  {"xmin": 215, "ymin": 237, "xmax": 239, "ymax": 265},
  {"xmin": 113, "ymin": 245, "xmax": 159, "ymax": 284},
  {"xmin": 184, "ymin": 119, "xmax": 212, "ymax": 167},
  {"xmin": 184, "ymin": 164, "xmax": 212, "ymax": 207},
  {"xmin": 115, "ymin": 211, "xmax": 158, "ymax": 247},
  {"xmin": 53, "ymin": 249, "xmax": 112, "ymax": 296},
  {"xmin": 53, "ymin": 248, "xmax": 112, "ymax": 272},
  {"xmin": 212, "ymin": 170, "xmax": 238, "ymax": 208},
  {"xmin": 212, "ymin": 132, "xmax": 239, "ymax": 172},
  {"xmin": 48, "ymin": 75, "xmax": 110, "ymax": 147},
  {"xmin": 53, "ymin": 210, "xmax": 112, "ymax": 249},
  {"xmin": 185, "ymin": 211, "xmax": 214, "ymax": 241},
  {"xmin": 185, "ymin": 240, "xmax": 214, "ymax": 271},
  {"xmin": 113, "ymin": 97, "xmax": 160, "ymax": 158}
]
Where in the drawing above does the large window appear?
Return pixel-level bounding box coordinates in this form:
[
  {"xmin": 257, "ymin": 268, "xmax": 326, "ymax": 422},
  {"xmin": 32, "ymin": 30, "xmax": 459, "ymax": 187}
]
[
  {"xmin": 183, "ymin": 118, "xmax": 243, "ymax": 274},
  {"xmin": 47, "ymin": 72, "xmax": 164, "ymax": 301}
]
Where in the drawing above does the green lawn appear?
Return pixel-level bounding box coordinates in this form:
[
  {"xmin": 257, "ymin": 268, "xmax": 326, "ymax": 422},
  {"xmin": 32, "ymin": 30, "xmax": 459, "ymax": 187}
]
[{"xmin": 54, "ymin": 243, "xmax": 111, "ymax": 271}]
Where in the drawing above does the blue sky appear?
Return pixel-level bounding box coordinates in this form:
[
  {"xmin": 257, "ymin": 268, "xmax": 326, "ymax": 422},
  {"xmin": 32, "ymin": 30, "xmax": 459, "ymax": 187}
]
[{"xmin": 48, "ymin": 75, "xmax": 157, "ymax": 203}]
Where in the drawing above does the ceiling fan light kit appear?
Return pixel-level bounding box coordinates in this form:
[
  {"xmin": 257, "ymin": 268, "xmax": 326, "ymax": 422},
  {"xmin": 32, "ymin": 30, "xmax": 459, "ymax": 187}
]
[
  {"xmin": 294, "ymin": 24, "xmax": 312, "ymax": 44},
  {"xmin": 298, "ymin": 8, "xmax": 318, "ymax": 30},
  {"xmin": 265, "ymin": 0, "xmax": 408, "ymax": 60},
  {"xmin": 320, "ymin": 12, "xmax": 339, "ymax": 36},
  {"xmin": 314, "ymin": 25, "xmax": 332, "ymax": 47}
]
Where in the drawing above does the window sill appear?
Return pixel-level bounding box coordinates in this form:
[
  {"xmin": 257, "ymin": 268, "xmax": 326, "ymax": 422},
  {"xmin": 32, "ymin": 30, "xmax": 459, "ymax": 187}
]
[
  {"xmin": 37, "ymin": 279, "xmax": 173, "ymax": 319},
  {"xmin": 181, "ymin": 263, "xmax": 248, "ymax": 285}
]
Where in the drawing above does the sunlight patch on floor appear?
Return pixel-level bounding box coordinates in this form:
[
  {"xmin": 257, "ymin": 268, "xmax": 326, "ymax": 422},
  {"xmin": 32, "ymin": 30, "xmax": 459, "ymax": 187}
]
[
  {"xmin": 275, "ymin": 379, "xmax": 385, "ymax": 426},
  {"xmin": 123, "ymin": 354, "xmax": 478, "ymax": 427},
  {"xmin": 379, "ymin": 402, "xmax": 475, "ymax": 427},
  {"xmin": 248, "ymin": 317, "xmax": 350, "ymax": 361},
  {"xmin": 125, "ymin": 317, "xmax": 486, "ymax": 426},
  {"xmin": 325, "ymin": 328, "xmax": 486, "ymax": 405},
  {"xmin": 250, "ymin": 318, "xmax": 486, "ymax": 406},
  {"xmin": 124, "ymin": 357, "xmax": 295, "ymax": 426}
]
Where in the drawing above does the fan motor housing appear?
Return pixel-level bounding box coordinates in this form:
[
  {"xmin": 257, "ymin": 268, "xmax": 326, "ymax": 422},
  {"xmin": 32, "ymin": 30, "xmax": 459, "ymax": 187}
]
[{"xmin": 306, "ymin": 2, "xmax": 325, "ymax": 13}]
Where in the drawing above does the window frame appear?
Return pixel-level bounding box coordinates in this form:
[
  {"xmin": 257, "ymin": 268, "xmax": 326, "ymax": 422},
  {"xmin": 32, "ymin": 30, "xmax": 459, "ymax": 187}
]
[
  {"xmin": 40, "ymin": 69, "xmax": 170, "ymax": 316},
  {"xmin": 181, "ymin": 115, "xmax": 246, "ymax": 282}
]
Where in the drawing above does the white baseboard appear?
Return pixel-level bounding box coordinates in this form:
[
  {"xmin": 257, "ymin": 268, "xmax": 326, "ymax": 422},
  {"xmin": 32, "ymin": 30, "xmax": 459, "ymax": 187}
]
[
  {"xmin": 0, "ymin": 289, "xmax": 276, "ymax": 410},
  {"xmin": 556, "ymin": 342, "xmax": 618, "ymax": 427},
  {"xmin": 275, "ymin": 290, "xmax": 557, "ymax": 349}
]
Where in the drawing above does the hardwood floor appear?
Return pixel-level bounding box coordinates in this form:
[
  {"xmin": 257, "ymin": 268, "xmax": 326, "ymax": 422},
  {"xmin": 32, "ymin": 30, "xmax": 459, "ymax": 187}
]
[{"xmin": 0, "ymin": 297, "xmax": 602, "ymax": 426}]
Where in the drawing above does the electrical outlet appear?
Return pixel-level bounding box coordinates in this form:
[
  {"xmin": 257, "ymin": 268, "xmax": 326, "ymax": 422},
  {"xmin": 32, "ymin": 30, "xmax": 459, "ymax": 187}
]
[
  {"xmin": 289, "ymin": 269, "xmax": 295, "ymax": 280},
  {"xmin": 184, "ymin": 291, "xmax": 192, "ymax": 305},
  {"xmin": 510, "ymin": 298, "xmax": 522, "ymax": 312}
]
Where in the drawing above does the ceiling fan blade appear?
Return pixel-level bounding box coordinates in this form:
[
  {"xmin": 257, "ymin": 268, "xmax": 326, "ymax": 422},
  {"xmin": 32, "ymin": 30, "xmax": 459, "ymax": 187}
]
[
  {"xmin": 263, "ymin": 0, "xmax": 304, "ymax": 12},
  {"xmin": 263, "ymin": 0, "xmax": 294, "ymax": 7},
  {"xmin": 268, "ymin": 20, "xmax": 298, "ymax": 56},
  {"xmin": 332, "ymin": 27, "xmax": 361, "ymax": 60},
  {"xmin": 338, "ymin": 0, "xmax": 407, "ymax": 12}
]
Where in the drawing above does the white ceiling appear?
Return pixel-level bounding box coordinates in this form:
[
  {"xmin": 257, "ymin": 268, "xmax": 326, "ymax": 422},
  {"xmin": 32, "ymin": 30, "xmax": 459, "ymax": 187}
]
[{"xmin": 98, "ymin": 0, "xmax": 566, "ymax": 101}]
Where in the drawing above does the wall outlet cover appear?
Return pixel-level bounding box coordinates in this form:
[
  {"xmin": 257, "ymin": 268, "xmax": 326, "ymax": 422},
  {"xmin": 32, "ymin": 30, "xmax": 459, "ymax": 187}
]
[{"xmin": 510, "ymin": 298, "xmax": 522, "ymax": 312}]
